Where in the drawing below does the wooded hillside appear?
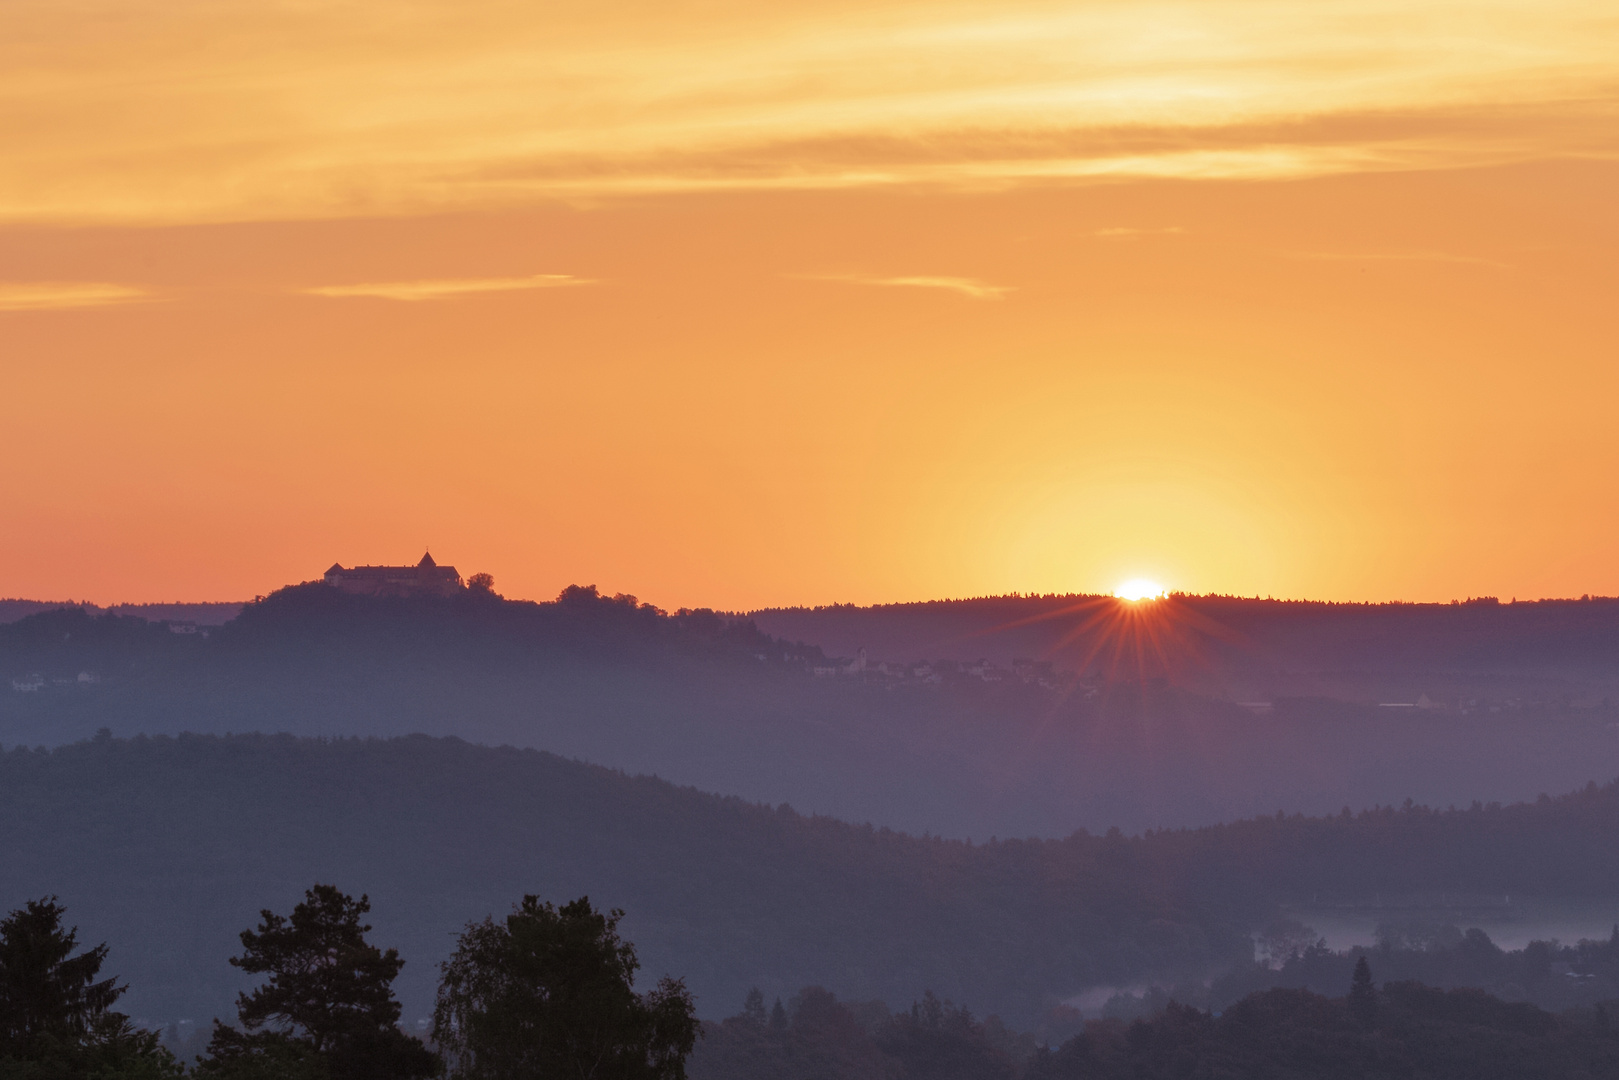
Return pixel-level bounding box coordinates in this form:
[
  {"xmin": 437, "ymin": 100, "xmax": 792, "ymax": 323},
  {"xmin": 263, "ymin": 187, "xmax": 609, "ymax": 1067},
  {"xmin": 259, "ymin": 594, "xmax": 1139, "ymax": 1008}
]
[{"xmin": 2, "ymin": 733, "xmax": 1618, "ymax": 1031}]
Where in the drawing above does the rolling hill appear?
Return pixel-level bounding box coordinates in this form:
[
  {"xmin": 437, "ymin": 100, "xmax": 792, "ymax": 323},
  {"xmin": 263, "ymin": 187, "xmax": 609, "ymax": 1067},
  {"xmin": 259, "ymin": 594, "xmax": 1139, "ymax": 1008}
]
[
  {"xmin": 3, "ymin": 585, "xmax": 1619, "ymax": 838},
  {"xmin": 3, "ymin": 733, "xmax": 1619, "ymax": 1033}
]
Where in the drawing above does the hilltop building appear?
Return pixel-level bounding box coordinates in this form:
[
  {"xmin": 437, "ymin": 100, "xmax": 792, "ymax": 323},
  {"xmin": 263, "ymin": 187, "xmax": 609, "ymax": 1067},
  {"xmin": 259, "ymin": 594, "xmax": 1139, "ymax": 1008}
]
[{"xmin": 324, "ymin": 552, "xmax": 462, "ymax": 598}]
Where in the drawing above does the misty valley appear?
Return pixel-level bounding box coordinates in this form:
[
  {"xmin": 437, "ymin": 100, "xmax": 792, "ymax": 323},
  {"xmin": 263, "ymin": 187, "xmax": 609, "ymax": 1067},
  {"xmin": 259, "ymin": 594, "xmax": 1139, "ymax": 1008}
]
[{"xmin": 3, "ymin": 584, "xmax": 1619, "ymax": 1078}]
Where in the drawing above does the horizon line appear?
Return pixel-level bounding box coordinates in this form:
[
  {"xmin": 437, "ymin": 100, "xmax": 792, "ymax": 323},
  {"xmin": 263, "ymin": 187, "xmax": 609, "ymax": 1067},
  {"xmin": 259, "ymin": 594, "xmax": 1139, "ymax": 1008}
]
[{"xmin": 3, "ymin": 586, "xmax": 1616, "ymax": 615}]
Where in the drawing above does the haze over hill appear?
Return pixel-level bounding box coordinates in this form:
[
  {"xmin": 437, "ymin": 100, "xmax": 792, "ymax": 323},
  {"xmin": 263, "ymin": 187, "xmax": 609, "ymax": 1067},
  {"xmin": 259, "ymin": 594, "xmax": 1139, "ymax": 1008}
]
[
  {"xmin": 750, "ymin": 592, "xmax": 1619, "ymax": 706},
  {"xmin": 4, "ymin": 584, "xmax": 1619, "ymax": 838},
  {"xmin": 4, "ymin": 732, "xmax": 1618, "ymax": 1034},
  {"xmin": 0, "ymin": 598, "xmax": 242, "ymax": 626}
]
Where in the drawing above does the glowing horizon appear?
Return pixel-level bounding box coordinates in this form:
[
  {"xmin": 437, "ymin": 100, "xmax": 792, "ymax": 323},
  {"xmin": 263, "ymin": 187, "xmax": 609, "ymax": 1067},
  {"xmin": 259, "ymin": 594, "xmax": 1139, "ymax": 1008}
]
[
  {"xmin": 1114, "ymin": 580, "xmax": 1167, "ymax": 603},
  {"xmin": 3, "ymin": 576, "xmax": 1601, "ymax": 613}
]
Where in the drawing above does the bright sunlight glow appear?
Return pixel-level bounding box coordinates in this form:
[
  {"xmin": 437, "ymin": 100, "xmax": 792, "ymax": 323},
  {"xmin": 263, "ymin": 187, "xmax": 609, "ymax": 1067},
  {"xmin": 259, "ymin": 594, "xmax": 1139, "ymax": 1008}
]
[{"xmin": 1114, "ymin": 579, "xmax": 1165, "ymax": 602}]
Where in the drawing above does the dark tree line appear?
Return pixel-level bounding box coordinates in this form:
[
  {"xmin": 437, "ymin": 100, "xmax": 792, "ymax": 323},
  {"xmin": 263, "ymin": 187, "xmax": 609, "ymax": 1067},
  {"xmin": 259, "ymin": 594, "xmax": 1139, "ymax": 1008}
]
[
  {"xmin": 1025, "ymin": 977, "xmax": 1619, "ymax": 1080},
  {"xmin": 0, "ymin": 890, "xmax": 697, "ymax": 1080},
  {"xmin": 690, "ymin": 969, "xmax": 1619, "ymax": 1080}
]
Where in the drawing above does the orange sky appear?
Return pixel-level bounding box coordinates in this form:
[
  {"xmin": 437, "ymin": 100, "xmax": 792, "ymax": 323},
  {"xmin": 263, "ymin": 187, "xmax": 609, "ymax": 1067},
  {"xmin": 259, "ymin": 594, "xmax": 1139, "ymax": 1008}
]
[{"xmin": 2, "ymin": 0, "xmax": 1617, "ymax": 608}]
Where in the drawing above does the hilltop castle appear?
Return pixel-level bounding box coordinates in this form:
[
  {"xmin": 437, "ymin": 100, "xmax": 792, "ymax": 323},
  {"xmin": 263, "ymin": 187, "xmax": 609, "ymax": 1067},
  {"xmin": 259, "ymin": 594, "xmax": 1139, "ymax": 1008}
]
[{"xmin": 323, "ymin": 552, "xmax": 462, "ymax": 598}]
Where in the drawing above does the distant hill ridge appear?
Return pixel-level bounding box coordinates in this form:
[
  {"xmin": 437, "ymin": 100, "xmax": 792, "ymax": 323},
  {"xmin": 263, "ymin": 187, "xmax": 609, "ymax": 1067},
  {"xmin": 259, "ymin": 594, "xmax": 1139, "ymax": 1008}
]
[
  {"xmin": 750, "ymin": 591, "xmax": 1619, "ymax": 670},
  {"xmin": 4, "ymin": 582, "xmax": 1619, "ymax": 840},
  {"xmin": 10, "ymin": 586, "xmax": 1619, "ymax": 686},
  {"xmin": 0, "ymin": 598, "xmax": 244, "ymax": 626}
]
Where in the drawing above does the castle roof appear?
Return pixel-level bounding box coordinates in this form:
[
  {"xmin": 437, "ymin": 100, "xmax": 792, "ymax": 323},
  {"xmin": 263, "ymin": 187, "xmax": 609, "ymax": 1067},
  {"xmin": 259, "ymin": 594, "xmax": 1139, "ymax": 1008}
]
[{"xmin": 323, "ymin": 552, "xmax": 461, "ymax": 597}]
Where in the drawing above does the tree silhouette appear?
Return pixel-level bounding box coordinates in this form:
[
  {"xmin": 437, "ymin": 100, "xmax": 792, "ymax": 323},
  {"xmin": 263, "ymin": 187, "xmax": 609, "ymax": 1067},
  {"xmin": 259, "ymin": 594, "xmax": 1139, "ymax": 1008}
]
[
  {"xmin": 0, "ymin": 896, "xmax": 180, "ymax": 1076},
  {"xmin": 1348, "ymin": 956, "xmax": 1377, "ymax": 1029},
  {"xmin": 0, "ymin": 897, "xmax": 122, "ymax": 1052},
  {"xmin": 434, "ymin": 895, "xmax": 699, "ymax": 1080},
  {"xmin": 741, "ymin": 989, "xmax": 767, "ymax": 1028},
  {"xmin": 199, "ymin": 884, "xmax": 436, "ymax": 1080}
]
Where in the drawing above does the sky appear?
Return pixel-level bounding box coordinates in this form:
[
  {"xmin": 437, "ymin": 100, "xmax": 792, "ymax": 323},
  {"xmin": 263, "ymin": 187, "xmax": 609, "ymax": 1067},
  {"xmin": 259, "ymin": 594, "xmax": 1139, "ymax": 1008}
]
[{"xmin": 1, "ymin": 0, "xmax": 1617, "ymax": 609}]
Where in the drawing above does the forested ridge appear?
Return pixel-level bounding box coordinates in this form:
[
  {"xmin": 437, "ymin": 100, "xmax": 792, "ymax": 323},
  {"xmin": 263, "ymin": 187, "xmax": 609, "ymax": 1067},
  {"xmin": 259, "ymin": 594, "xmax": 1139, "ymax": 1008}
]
[
  {"xmin": 752, "ymin": 592, "xmax": 1619, "ymax": 675},
  {"xmin": 3, "ymin": 732, "xmax": 1619, "ymax": 1030},
  {"xmin": 5, "ymin": 585, "xmax": 1619, "ymax": 840}
]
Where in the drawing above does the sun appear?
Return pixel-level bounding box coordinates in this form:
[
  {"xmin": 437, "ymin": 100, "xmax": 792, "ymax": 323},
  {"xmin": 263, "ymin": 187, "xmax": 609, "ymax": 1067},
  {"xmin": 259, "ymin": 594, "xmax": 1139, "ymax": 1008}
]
[{"xmin": 1114, "ymin": 579, "xmax": 1165, "ymax": 602}]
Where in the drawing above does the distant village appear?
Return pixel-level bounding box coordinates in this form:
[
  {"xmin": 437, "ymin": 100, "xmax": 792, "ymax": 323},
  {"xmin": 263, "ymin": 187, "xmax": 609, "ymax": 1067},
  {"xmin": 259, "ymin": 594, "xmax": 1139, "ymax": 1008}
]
[{"xmin": 808, "ymin": 649, "xmax": 1066, "ymax": 692}]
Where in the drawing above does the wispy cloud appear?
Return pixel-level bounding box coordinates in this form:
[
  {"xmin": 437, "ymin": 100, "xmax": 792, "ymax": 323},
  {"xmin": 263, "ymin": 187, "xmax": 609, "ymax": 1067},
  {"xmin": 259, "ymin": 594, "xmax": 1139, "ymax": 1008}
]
[
  {"xmin": 5, "ymin": 0, "xmax": 1618, "ymax": 223},
  {"xmin": 302, "ymin": 274, "xmax": 592, "ymax": 301},
  {"xmin": 1289, "ymin": 250, "xmax": 1511, "ymax": 268},
  {"xmin": 0, "ymin": 282, "xmax": 151, "ymax": 312},
  {"xmin": 1093, "ymin": 227, "xmax": 1186, "ymax": 238},
  {"xmin": 804, "ymin": 274, "xmax": 1013, "ymax": 300}
]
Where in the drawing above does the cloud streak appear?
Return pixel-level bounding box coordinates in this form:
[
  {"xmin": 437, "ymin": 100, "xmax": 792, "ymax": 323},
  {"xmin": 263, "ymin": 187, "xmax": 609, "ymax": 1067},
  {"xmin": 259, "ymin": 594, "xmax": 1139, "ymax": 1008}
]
[
  {"xmin": 302, "ymin": 274, "xmax": 591, "ymax": 301},
  {"xmin": 806, "ymin": 274, "xmax": 1013, "ymax": 300},
  {"xmin": 0, "ymin": 282, "xmax": 151, "ymax": 312},
  {"xmin": 2, "ymin": 0, "xmax": 1618, "ymax": 222},
  {"xmin": 1094, "ymin": 227, "xmax": 1187, "ymax": 238},
  {"xmin": 1288, "ymin": 250, "xmax": 1511, "ymax": 268}
]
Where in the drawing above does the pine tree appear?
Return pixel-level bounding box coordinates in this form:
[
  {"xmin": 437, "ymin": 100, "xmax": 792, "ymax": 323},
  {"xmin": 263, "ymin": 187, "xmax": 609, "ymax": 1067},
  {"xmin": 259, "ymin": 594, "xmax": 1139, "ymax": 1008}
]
[
  {"xmin": 199, "ymin": 884, "xmax": 437, "ymax": 1080},
  {"xmin": 741, "ymin": 988, "xmax": 767, "ymax": 1028},
  {"xmin": 0, "ymin": 897, "xmax": 182, "ymax": 1075},
  {"xmin": 0, "ymin": 897, "xmax": 122, "ymax": 1052},
  {"xmin": 1348, "ymin": 956, "xmax": 1377, "ymax": 1029}
]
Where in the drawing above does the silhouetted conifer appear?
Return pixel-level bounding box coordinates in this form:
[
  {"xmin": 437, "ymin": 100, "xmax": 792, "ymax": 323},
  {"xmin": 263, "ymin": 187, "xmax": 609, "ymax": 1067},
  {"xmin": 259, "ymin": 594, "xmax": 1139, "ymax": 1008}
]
[
  {"xmin": 0, "ymin": 897, "xmax": 181, "ymax": 1075},
  {"xmin": 1348, "ymin": 956, "xmax": 1377, "ymax": 1029},
  {"xmin": 741, "ymin": 988, "xmax": 767, "ymax": 1028},
  {"xmin": 198, "ymin": 884, "xmax": 437, "ymax": 1080},
  {"xmin": 0, "ymin": 898, "xmax": 121, "ymax": 1052}
]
